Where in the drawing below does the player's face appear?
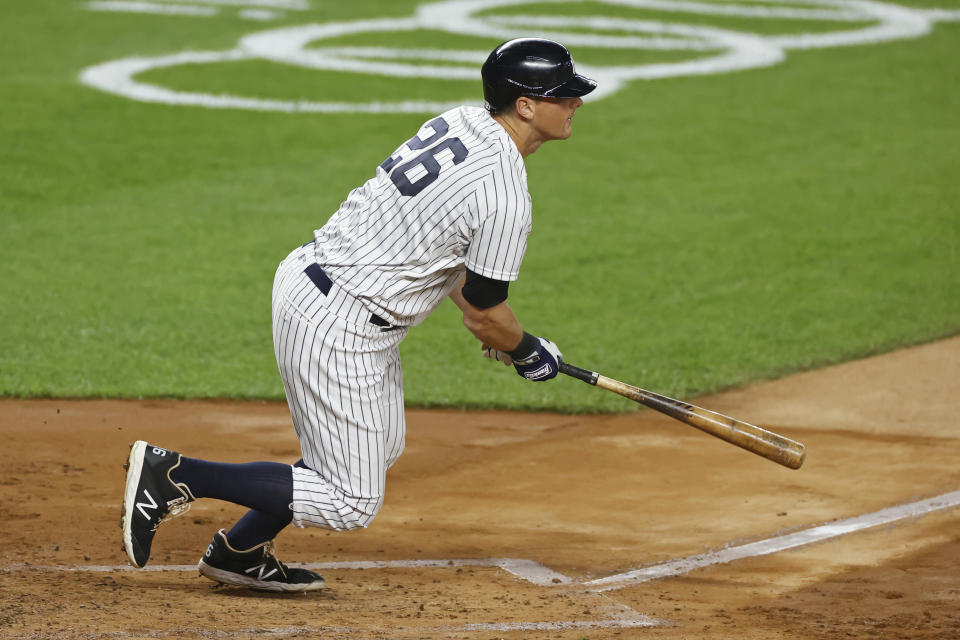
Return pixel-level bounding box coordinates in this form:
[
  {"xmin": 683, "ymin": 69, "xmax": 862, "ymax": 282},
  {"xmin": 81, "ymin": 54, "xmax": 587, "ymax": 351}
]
[{"xmin": 533, "ymin": 97, "xmax": 584, "ymax": 141}]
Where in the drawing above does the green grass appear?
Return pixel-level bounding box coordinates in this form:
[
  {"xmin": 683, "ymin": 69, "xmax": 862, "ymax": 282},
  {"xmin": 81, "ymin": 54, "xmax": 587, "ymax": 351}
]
[{"xmin": 1, "ymin": 0, "xmax": 957, "ymax": 410}]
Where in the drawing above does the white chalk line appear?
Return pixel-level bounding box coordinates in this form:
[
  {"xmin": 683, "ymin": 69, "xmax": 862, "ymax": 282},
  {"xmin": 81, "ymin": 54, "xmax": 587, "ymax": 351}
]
[
  {"xmin": 116, "ymin": 0, "xmax": 307, "ymax": 8},
  {"xmin": 4, "ymin": 618, "xmax": 659, "ymax": 639},
  {"xmin": 458, "ymin": 618, "xmax": 658, "ymax": 632},
  {"xmin": 586, "ymin": 489, "xmax": 960, "ymax": 591},
  {"xmin": 238, "ymin": 8, "xmax": 282, "ymax": 21},
  {"xmin": 0, "ymin": 557, "xmax": 486, "ymax": 573},
  {"xmin": 6, "ymin": 557, "xmax": 566, "ymax": 584},
  {"xmin": 84, "ymin": 0, "xmax": 306, "ymax": 21},
  {"xmin": 86, "ymin": 1, "xmax": 219, "ymax": 16},
  {"xmin": 179, "ymin": 0, "xmax": 306, "ymax": 8}
]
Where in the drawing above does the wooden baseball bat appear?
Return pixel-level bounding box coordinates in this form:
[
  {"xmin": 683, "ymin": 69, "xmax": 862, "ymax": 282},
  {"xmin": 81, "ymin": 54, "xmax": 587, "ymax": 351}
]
[{"xmin": 559, "ymin": 362, "xmax": 806, "ymax": 469}]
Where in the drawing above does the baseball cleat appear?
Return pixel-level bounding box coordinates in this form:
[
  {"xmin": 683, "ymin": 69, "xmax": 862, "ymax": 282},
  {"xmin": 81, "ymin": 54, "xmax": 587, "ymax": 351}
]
[
  {"xmin": 197, "ymin": 529, "xmax": 325, "ymax": 593},
  {"xmin": 121, "ymin": 440, "xmax": 193, "ymax": 568}
]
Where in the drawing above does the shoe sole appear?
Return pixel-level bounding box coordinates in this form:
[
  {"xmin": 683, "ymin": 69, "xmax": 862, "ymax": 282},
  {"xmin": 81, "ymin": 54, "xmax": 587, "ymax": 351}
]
[
  {"xmin": 121, "ymin": 440, "xmax": 148, "ymax": 568},
  {"xmin": 197, "ymin": 559, "xmax": 325, "ymax": 593}
]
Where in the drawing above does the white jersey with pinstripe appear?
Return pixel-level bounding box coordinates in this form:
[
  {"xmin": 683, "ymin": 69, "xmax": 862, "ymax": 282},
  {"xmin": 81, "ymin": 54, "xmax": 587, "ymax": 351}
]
[
  {"xmin": 272, "ymin": 106, "xmax": 533, "ymax": 531},
  {"xmin": 312, "ymin": 105, "xmax": 532, "ymax": 327}
]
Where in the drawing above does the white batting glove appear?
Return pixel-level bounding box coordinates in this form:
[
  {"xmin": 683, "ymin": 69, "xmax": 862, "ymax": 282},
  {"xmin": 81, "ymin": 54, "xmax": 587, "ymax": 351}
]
[{"xmin": 482, "ymin": 344, "xmax": 513, "ymax": 366}]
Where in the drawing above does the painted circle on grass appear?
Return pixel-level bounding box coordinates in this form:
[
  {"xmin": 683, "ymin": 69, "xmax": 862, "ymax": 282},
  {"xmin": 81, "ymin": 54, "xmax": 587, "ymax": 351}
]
[{"xmin": 79, "ymin": 0, "xmax": 951, "ymax": 113}]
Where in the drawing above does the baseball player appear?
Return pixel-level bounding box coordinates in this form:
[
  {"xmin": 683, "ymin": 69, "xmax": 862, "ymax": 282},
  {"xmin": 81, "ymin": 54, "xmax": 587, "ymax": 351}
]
[{"xmin": 121, "ymin": 38, "xmax": 596, "ymax": 592}]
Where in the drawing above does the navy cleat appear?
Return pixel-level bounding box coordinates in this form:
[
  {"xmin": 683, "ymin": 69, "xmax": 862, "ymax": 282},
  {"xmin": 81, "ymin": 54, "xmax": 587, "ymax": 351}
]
[
  {"xmin": 121, "ymin": 440, "xmax": 193, "ymax": 568},
  {"xmin": 198, "ymin": 529, "xmax": 325, "ymax": 592}
]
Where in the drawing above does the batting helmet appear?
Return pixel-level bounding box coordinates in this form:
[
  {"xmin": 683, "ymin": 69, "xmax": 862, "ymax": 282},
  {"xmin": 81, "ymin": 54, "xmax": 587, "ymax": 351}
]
[{"xmin": 481, "ymin": 38, "xmax": 597, "ymax": 114}]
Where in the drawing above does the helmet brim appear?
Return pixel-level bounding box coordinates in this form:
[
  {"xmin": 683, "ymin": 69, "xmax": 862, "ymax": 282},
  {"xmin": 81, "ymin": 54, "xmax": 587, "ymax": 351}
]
[{"xmin": 540, "ymin": 74, "xmax": 597, "ymax": 99}]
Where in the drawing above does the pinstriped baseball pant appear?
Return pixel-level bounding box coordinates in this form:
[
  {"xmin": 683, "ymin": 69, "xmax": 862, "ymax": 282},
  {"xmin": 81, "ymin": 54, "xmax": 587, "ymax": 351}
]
[{"xmin": 272, "ymin": 244, "xmax": 408, "ymax": 531}]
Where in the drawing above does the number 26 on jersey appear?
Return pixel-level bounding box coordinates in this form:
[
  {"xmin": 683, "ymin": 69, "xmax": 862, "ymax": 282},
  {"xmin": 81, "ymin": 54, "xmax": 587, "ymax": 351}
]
[{"xmin": 380, "ymin": 117, "xmax": 469, "ymax": 197}]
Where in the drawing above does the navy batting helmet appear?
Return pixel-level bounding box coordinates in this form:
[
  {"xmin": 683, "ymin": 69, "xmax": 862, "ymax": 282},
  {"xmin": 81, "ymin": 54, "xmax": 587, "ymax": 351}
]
[{"xmin": 481, "ymin": 38, "xmax": 597, "ymax": 114}]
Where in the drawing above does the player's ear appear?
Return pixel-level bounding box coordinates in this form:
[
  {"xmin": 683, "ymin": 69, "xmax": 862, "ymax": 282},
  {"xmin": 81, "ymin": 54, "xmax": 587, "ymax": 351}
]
[{"xmin": 514, "ymin": 96, "xmax": 536, "ymax": 121}]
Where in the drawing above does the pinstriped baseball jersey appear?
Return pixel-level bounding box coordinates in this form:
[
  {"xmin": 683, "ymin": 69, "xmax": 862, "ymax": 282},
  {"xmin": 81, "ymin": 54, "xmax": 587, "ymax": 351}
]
[
  {"xmin": 273, "ymin": 106, "xmax": 538, "ymax": 528},
  {"xmin": 312, "ymin": 105, "xmax": 532, "ymax": 327}
]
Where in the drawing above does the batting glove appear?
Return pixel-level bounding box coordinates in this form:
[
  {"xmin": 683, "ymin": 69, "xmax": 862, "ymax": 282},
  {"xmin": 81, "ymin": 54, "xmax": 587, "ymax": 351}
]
[{"xmin": 511, "ymin": 336, "xmax": 562, "ymax": 382}]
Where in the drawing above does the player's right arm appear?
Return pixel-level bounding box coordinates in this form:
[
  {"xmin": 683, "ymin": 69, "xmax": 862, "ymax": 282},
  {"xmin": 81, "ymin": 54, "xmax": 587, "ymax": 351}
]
[
  {"xmin": 449, "ymin": 272, "xmax": 523, "ymax": 351},
  {"xmin": 455, "ymin": 139, "xmax": 561, "ymax": 380},
  {"xmin": 450, "ymin": 272, "xmax": 562, "ymax": 381}
]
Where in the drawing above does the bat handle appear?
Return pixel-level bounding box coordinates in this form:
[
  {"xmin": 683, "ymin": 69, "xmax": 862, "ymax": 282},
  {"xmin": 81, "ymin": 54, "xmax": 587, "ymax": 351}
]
[{"xmin": 559, "ymin": 361, "xmax": 599, "ymax": 385}]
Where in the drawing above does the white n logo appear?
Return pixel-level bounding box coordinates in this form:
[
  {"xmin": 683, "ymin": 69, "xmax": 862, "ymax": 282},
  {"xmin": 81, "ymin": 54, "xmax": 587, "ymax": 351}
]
[
  {"xmin": 245, "ymin": 563, "xmax": 278, "ymax": 580},
  {"xmin": 136, "ymin": 489, "xmax": 158, "ymax": 519}
]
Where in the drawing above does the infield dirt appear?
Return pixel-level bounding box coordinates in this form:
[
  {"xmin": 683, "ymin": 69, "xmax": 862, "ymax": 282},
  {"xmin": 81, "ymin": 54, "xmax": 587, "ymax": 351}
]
[{"xmin": 1, "ymin": 337, "xmax": 958, "ymax": 639}]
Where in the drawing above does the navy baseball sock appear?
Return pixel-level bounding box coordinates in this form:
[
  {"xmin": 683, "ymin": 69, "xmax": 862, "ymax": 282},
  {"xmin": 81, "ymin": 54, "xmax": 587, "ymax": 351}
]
[
  {"xmin": 226, "ymin": 508, "xmax": 292, "ymax": 550},
  {"xmin": 170, "ymin": 458, "xmax": 293, "ymax": 520}
]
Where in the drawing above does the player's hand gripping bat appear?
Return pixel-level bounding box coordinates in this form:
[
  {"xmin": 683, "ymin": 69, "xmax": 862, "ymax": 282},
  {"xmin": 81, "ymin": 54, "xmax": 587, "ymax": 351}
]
[{"xmin": 559, "ymin": 362, "xmax": 806, "ymax": 469}]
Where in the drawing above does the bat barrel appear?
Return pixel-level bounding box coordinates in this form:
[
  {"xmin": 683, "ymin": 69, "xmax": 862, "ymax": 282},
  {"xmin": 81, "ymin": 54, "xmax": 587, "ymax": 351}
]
[
  {"xmin": 663, "ymin": 398, "xmax": 807, "ymax": 469},
  {"xmin": 559, "ymin": 362, "xmax": 806, "ymax": 470},
  {"xmin": 602, "ymin": 376, "xmax": 806, "ymax": 469}
]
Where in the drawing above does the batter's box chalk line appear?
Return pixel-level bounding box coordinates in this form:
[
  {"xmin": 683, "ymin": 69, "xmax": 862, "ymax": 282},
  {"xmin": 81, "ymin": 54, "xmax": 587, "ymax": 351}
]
[
  {"xmin": 584, "ymin": 488, "xmax": 960, "ymax": 591},
  {"xmin": 10, "ymin": 490, "xmax": 960, "ymax": 591},
  {"xmin": 0, "ymin": 616, "xmax": 660, "ymax": 639}
]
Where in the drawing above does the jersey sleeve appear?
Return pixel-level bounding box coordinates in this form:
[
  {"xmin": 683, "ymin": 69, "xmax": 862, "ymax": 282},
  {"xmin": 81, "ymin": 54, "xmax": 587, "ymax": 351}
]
[{"xmin": 464, "ymin": 157, "xmax": 532, "ymax": 282}]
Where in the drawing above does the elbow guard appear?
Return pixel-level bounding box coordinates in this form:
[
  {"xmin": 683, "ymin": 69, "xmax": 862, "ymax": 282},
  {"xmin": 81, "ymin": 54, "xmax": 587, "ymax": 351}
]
[{"xmin": 461, "ymin": 269, "xmax": 509, "ymax": 309}]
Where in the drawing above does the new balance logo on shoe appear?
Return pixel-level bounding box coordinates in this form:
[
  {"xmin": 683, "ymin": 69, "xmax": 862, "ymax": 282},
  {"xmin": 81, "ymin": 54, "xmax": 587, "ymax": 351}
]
[
  {"xmin": 245, "ymin": 563, "xmax": 279, "ymax": 580},
  {"xmin": 136, "ymin": 489, "xmax": 158, "ymax": 520}
]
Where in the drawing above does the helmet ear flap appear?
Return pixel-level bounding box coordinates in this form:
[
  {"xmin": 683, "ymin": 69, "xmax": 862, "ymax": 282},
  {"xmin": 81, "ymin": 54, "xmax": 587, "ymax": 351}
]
[
  {"xmin": 482, "ymin": 77, "xmax": 508, "ymax": 114},
  {"xmin": 482, "ymin": 74, "xmax": 525, "ymax": 114}
]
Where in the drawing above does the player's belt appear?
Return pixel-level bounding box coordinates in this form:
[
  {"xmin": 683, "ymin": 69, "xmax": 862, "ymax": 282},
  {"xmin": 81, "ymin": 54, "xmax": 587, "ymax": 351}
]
[{"xmin": 303, "ymin": 263, "xmax": 399, "ymax": 332}]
